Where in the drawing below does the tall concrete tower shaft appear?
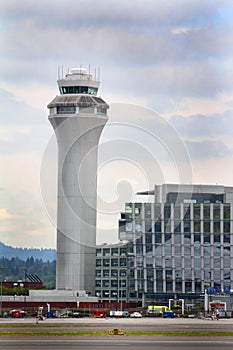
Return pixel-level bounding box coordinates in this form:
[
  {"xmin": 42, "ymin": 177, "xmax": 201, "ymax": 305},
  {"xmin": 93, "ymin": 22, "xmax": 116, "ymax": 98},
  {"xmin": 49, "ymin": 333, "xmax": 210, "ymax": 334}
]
[{"xmin": 48, "ymin": 67, "xmax": 109, "ymax": 294}]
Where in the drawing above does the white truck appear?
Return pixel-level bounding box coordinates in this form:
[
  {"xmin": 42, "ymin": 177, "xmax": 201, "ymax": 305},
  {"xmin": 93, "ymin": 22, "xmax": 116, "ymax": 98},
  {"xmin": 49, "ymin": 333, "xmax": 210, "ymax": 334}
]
[{"xmin": 109, "ymin": 310, "xmax": 129, "ymax": 318}]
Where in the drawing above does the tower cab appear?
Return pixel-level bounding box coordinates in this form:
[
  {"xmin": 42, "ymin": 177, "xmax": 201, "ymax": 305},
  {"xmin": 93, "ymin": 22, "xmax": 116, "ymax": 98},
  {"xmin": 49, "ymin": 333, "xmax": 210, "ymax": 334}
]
[
  {"xmin": 48, "ymin": 67, "xmax": 109, "ymax": 117},
  {"xmin": 58, "ymin": 67, "xmax": 100, "ymax": 96}
]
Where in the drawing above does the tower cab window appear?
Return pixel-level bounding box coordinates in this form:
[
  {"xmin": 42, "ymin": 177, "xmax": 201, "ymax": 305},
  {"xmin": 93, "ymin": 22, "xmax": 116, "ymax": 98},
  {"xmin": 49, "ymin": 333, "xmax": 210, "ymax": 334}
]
[{"xmin": 59, "ymin": 86, "xmax": 97, "ymax": 95}]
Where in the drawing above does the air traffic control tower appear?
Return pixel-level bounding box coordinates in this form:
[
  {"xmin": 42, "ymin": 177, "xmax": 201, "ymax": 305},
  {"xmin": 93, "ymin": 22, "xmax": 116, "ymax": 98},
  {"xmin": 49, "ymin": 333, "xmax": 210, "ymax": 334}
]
[{"xmin": 48, "ymin": 67, "xmax": 109, "ymax": 294}]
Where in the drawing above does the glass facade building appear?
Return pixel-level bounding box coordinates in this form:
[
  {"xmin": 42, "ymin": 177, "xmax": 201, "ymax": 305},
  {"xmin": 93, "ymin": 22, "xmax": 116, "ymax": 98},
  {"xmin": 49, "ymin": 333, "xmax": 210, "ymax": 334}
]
[{"xmin": 96, "ymin": 185, "xmax": 233, "ymax": 305}]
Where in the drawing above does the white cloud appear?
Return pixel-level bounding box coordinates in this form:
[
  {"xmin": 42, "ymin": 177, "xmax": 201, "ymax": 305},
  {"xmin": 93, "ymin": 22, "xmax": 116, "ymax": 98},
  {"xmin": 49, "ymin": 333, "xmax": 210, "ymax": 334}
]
[
  {"xmin": 170, "ymin": 110, "xmax": 233, "ymax": 138},
  {"xmin": 0, "ymin": 208, "xmax": 22, "ymax": 220},
  {"xmin": 171, "ymin": 26, "xmax": 198, "ymax": 35}
]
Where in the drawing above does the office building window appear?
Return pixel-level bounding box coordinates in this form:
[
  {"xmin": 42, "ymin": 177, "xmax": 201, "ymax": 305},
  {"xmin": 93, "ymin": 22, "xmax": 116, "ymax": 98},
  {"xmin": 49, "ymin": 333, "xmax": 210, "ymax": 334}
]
[
  {"xmin": 204, "ymin": 233, "xmax": 211, "ymax": 243},
  {"xmin": 194, "ymin": 233, "xmax": 201, "ymax": 243},
  {"xmin": 96, "ymin": 270, "xmax": 101, "ymax": 277},
  {"xmin": 103, "ymin": 291, "xmax": 110, "ymax": 298},
  {"xmin": 111, "ymin": 290, "xmax": 118, "ymax": 298},
  {"xmin": 213, "ymin": 205, "xmax": 220, "ymax": 219},
  {"xmin": 224, "ymin": 204, "xmax": 230, "ymax": 219},
  {"xmin": 111, "ymin": 270, "xmax": 118, "ymax": 278},
  {"xmin": 111, "ymin": 258, "xmax": 118, "ymax": 267},
  {"xmin": 154, "ymin": 204, "xmax": 162, "ymax": 221},
  {"xmin": 224, "ymin": 234, "xmax": 230, "ymax": 243},
  {"xmin": 111, "ymin": 280, "xmax": 118, "ymax": 288},
  {"xmin": 103, "ymin": 248, "xmax": 110, "ymax": 257},
  {"xmin": 204, "ymin": 205, "xmax": 210, "ymax": 219},
  {"xmin": 96, "ymin": 249, "xmax": 102, "ymax": 257},
  {"xmin": 96, "ymin": 280, "xmax": 101, "ymax": 287},
  {"xmin": 96, "ymin": 259, "xmax": 101, "ymax": 267},
  {"xmin": 194, "ymin": 205, "xmax": 201, "ymax": 219},
  {"xmin": 184, "ymin": 221, "xmax": 191, "ymax": 232},
  {"xmin": 120, "ymin": 258, "xmax": 127, "ymax": 266},
  {"xmin": 145, "ymin": 204, "xmax": 151, "ymax": 218},
  {"xmin": 103, "ymin": 280, "xmax": 110, "ymax": 288},
  {"xmin": 146, "ymin": 244, "xmax": 152, "ymax": 253},
  {"xmin": 184, "ymin": 205, "xmax": 191, "ymax": 219},
  {"xmin": 214, "ymin": 234, "xmax": 221, "ymax": 243},
  {"xmin": 174, "ymin": 233, "xmax": 181, "ymax": 244},
  {"xmin": 194, "ymin": 221, "xmax": 200, "ymax": 233},
  {"xmin": 120, "ymin": 247, "xmax": 127, "ymax": 256},
  {"xmin": 155, "ymin": 232, "xmax": 162, "ymax": 243},
  {"xmin": 111, "ymin": 248, "xmax": 118, "ymax": 256},
  {"xmin": 103, "ymin": 270, "xmax": 110, "ymax": 278},
  {"xmin": 120, "ymin": 270, "xmax": 127, "ymax": 277},
  {"xmin": 174, "ymin": 205, "xmax": 181, "ymax": 219},
  {"xmin": 145, "ymin": 221, "xmax": 152, "ymax": 232},
  {"xmin": 214, "ymin": 221, "xmax": 220, "ymax": 233},
  {"xmin": 204, "ymin": 221, "xmax": 210, "ymax": 233},
  {"xmin": 174, "ymin": 222, "xmax": 181, "ymax": 233},
  {"xmin": 103, "ymin": 259, "xmax": 110, "ymax": 267},
  {"xmin": 154, "ymin": 221, "xmax": 161, "ymax": 232},
  {"xmin": 134, "ymin": 204, "xmax": 142, "ymax": 218},
  {"xmin": 224, "ymin": 221, "xmax": 230, "ymax": 233},
  {"xmin": 164, "ymin": 205, "xmax": 171, "ymax": 219}
]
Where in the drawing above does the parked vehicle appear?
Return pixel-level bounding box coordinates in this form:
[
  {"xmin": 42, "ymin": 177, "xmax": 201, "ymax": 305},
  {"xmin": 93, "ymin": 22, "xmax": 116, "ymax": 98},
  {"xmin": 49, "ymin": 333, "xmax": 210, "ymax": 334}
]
[
  {"xmin": 130, "ymin": 312, "xmax": 142, "ymax": 318},
  {"xmin": 109, "ymin": 310, "xmax": 129, "ymax": 318},
  {"xmin": 9, "ymin": 309, "xmax": 27, "ymax": 318},
  {"xmin": 93, "ymin": 309, "xmax": 107, "ymax": 318},
  {"xmin": 147, "ymin": 305, "xmax": 175, "ymax": 318}
]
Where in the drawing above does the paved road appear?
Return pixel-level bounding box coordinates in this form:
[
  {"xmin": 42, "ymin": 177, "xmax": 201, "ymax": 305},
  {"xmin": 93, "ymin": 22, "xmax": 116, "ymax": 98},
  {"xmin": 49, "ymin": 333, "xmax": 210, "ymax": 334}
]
[
  {"xmin": 1, "ymin": 336, "xmax": 233, "ymax": 350},
  {"xmin": 1, "ymin": 316, "xmax": 233, "ymax": 331}
]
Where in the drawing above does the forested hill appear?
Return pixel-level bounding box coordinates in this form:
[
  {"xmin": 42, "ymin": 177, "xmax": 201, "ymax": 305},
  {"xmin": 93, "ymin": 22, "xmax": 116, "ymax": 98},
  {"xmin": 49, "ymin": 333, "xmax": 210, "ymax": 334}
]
[{"xmin": 0, "ymin": 242, "xmax": 56, "ymax": 262}]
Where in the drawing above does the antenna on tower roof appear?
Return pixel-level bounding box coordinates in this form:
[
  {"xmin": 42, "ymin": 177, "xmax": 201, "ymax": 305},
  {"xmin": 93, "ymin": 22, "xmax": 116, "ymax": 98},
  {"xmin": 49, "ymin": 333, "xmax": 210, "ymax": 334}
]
[{"xmin": 98, "ymin": 66, "xmax": 100, "ymax": 81}]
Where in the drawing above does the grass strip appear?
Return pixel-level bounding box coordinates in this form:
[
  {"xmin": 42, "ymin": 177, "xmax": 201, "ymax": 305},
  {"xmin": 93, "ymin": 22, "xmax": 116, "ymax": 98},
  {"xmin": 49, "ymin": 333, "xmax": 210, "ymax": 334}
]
[
  {"xmin": 0, "ymin": 330, "xmax": 109, "ymax": 336},
  {"xmin": 126, "ymin": 330, "xmax": 233, "ymax": 337},
  {"xmin": 1, "ymin": 329, "xmax": 233, "ymax": 337}
]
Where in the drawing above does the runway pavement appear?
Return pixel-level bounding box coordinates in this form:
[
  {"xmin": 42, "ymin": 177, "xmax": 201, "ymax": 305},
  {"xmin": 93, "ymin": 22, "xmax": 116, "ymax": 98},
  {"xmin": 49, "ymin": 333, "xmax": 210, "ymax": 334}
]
[{"xmin": 1, "ymin": 336, "xmax": 233, "ymax": 350}]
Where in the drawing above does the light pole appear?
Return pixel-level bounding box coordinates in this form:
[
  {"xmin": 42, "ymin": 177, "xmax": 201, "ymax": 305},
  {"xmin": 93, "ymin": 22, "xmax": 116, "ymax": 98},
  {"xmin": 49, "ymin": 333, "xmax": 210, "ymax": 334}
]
[{"xmin": 22, "ymin": 267, "xmax": 27, "ymax": 311}]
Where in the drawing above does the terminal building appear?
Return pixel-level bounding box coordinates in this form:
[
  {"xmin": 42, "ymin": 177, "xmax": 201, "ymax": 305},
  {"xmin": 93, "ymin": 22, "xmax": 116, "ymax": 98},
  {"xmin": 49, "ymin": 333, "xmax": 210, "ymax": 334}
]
[{"xmin": 95, "ymin": 184, "xmax": 233, "ymax": 308}]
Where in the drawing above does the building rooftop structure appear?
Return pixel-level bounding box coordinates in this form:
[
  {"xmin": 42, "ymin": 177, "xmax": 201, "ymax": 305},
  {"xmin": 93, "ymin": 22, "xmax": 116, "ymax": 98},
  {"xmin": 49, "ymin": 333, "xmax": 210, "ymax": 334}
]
[{"xmin": 137, "ymin": 184, "xmax": 233, "ymax": 204}]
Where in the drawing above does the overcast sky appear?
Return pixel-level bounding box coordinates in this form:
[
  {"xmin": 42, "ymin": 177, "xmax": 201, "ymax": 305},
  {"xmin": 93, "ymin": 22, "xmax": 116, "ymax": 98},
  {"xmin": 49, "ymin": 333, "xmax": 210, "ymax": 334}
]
[{"xmin": 1, "ymin": 0, "xmax": 233, "ymax": 248}]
